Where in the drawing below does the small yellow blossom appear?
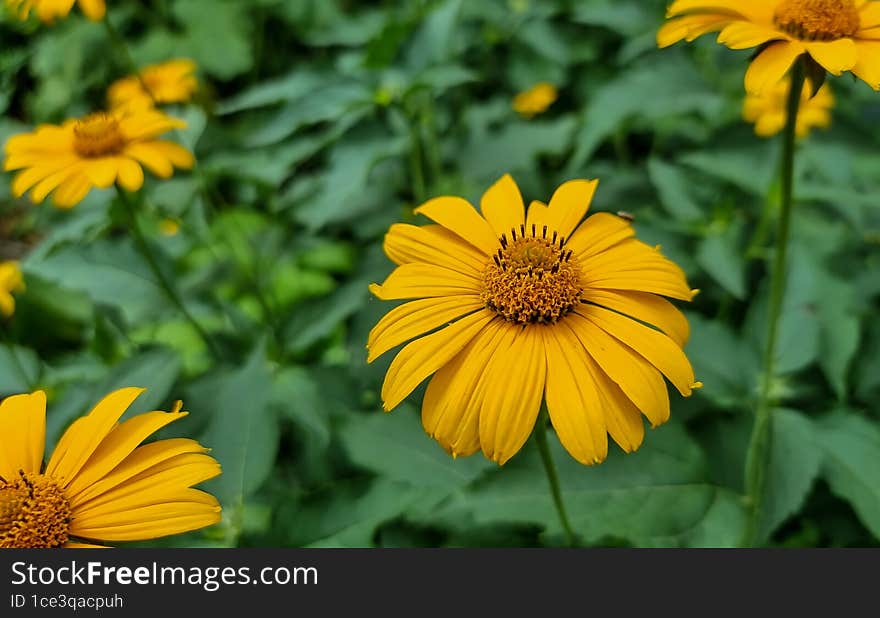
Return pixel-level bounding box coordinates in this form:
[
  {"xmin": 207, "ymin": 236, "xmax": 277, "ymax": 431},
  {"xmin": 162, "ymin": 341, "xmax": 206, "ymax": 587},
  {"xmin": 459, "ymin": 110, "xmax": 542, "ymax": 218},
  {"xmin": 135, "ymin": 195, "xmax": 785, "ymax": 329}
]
[{"xmin": 512, "ymin": 82, "xmax": 558, "ymax": 118}]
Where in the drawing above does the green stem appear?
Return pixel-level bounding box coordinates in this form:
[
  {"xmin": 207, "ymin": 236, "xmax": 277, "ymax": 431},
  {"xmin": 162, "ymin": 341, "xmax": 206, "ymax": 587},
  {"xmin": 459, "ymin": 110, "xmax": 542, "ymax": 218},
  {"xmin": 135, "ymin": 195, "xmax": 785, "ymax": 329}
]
[
  {"xmin": 534, "ymin": 410, "xmax": 576, "ymax": 547},
  {"xmin": 420, "ymin": 94, "xmax": 442, "ymax": 187},
  {"xmin": 408, "ymin": 117, "xmax": 427, "ymax": 204},
  {"xmin": 116, "ymin": 187, "xmax": 221, "ymax": 361},
  {"xmin": 101, "ymin": 17, "xmax": 156, "ymax": 105},
  {"xmin": 743, "ymin": 60, "xmax": 805, "ymax": 547}
]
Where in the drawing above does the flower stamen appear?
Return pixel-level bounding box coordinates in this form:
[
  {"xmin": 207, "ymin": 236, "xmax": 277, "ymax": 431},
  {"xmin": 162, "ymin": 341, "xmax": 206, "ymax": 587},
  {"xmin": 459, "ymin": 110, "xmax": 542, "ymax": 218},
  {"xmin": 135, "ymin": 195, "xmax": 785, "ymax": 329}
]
[
  {"xmin": 773, "ymin": 0, "xmax": 860, "ymax": 41},
  {"xmin": 482, "ymin": 226, "xmax": 583, "ymax": 325},
  {"xmin": 73, "ymin": 113, "xmax": 126, "ymax": 158},
  {"xmin": 0, "ymin": 471, "xmax": 71, "ymax": 548}
]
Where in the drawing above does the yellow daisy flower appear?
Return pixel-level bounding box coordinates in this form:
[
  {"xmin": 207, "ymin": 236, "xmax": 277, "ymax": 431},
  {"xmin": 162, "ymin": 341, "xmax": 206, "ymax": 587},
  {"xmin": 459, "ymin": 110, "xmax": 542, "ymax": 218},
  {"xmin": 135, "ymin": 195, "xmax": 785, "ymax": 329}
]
[
  {"xmin": 743, "ymin": 76, "xmax": 834, "ymax": 137},
  {"xmin": 0, "ymin": 260, "xmax": 25, "ymax": 318},
  {"xmin": 5, "ymin": 0, "xmax": 105, "ymax": 22},
  {"xmin": 367, "ymin": 175, "xmax": 701, "ymax": 466},
  {"xmin": 0, "ymin": 388, "xmax": 221, "ymax": 548},
  {"xmin": 4, "ymin": 108, "xmax": 194, "ymax": 209},
  {"xmin": 658, "ymin": 0, "xmax": 880, "ymax": 93},
  {"xmin": 512, "ymin": 82, "xmax": 558, "ymax": 118},
  {"xmin": 108, "ymin": 59, "xmax": 199, "ymax": 113}
]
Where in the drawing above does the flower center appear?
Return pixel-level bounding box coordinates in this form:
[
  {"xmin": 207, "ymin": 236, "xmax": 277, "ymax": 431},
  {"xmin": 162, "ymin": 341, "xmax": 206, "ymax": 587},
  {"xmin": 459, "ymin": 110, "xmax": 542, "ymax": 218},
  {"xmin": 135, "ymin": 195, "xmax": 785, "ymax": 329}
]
[
  {"xmin": 0, "ymin": 472, "xmax": 71, "ymax": 548},
  {"xmin": 773, "ymin": 0, "xmax": 860, "ymax": 41},
  {"xmin": 481, "ymin": 225, "xmax": 583, "ymax": 325},
  {"xmin": 73, "ymin": 113, "xmax": 126, "ymax": 158}
]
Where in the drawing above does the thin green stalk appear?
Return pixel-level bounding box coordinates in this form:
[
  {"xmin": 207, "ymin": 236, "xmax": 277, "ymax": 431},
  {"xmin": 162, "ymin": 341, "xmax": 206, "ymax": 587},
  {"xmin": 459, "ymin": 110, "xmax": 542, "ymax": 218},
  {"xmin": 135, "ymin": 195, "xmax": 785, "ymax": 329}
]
[
  {"xmin": 101, "ymin": 17, "xmax": 155, "ymax": 104},
  {"xmin": 116, "ymin": 187, "xmax": 221, "ymax": 361},
  {"xmin": 420, "ymin": 94, "xmax": 442, "ymax": 187},
  {"xmin": 534, "ymin": 410, "xmax": 576, "ymax": 547},
  {"xmin": 408, "ymin": 118, "xmax": 427, "ymax": 204},
  {"xmin": 743, "ymin": 60, "xmax": 805, "ymax": 547}
]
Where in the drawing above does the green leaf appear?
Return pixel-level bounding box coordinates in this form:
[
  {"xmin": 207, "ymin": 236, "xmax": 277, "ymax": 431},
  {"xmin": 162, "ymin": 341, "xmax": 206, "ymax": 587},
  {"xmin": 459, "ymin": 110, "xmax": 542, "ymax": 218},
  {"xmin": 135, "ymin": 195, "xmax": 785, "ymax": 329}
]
[
  {"xmin": 685, "ymin": 313, "xmax": 760, "ymax": 409},
  {"xmin": 815, "ymin": 271, "xmax": 860, "ymax": 400},
  {"xmin": 201, "ymin": 341, "xmax": 277, "ymax": 543},
  {"xmin": 755, "ymin": 409, "xmax": 821, "ymax": 544},
  {"xmin": 434, "ymin": 423, "xmax": 746, "ymax": 547},
  {"xmin": 23, "ymin": 239, "xmax": 165, "ymax": 324},
  {"xmin": 818, "ymin": 412, "xmax": 880, "ymax": 540},
  {"xmin": 696, "ymin": 222, "xmax": 747, "ymax": 299},
  {"xmin": 647, "ymin": 157, "xmax": 704, "ymax": 221},
  {"xmin": 339, "ymin": 405, "xmax": 493, "ymax": 490},
  {"xmin": 287, "ymin": 478, "xmax": 434, "ymax": 547},
  {"xmin": 271, "ymin": 366, "xmax": 332, "ymax": 448},
  {"xmin": 0, "ymin": 345, "xmax": 41, "ymax": 395}
]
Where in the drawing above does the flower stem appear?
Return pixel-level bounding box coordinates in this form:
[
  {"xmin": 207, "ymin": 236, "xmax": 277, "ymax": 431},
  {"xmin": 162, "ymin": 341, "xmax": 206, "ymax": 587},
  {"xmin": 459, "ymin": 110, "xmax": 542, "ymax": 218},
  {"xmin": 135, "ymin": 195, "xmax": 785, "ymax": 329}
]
[
  {"xmin": 116, "ymin": 187, "xmax": 221, "ymax": 361},
  {"xmin": 101, "ymin": 16, "xmax": 156, "ymax": 104},
  {"xmin": 743, "ymin": 59, "xmax": 805, "ymax": 547},
  {"xmin": 534, "ymin": 409, "xmax": 576, "ymax": 547}
]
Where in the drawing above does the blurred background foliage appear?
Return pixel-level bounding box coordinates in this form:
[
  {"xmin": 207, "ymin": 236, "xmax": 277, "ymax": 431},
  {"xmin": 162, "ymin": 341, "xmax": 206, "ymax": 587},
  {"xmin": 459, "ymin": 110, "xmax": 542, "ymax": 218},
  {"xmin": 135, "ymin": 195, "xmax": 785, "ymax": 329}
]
[{"xmin": 1, "ymin": 0, "xmax": 879, "ymax": 548}]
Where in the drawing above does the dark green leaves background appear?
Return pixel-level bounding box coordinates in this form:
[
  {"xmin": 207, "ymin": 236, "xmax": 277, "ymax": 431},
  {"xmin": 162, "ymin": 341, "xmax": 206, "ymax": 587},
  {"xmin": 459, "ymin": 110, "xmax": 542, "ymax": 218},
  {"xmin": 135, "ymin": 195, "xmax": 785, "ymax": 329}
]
[{"xmin": 1, "ymin": 0, "xmax": 879, "ymax": 547}]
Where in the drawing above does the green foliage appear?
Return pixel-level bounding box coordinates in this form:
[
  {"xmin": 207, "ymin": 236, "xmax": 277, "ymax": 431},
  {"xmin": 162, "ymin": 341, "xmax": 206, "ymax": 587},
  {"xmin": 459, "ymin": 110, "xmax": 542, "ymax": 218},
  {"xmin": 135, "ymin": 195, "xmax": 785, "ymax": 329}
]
[{"xmin": 1, "ymin": 0, "xmax": 879, "ymax": 549}]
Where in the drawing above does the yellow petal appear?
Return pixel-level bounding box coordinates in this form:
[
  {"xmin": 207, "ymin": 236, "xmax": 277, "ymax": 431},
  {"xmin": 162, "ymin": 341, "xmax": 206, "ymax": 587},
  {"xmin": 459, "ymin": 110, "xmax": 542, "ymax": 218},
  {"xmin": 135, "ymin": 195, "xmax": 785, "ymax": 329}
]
[
  {"xmin": 479, "ymin": 325, "xmax": 546, "ymax": 465},
  {"xmin": 381, "ymin": 309, "xmax": 495, "ymax": 411},
  {"xmin": 567, "ymin": 313, "xmax": 670, "ymax": 427},
  {"xmin": 414, "ymin": 196, "xmax": 499, "ymax": 255},
  {"xmin": 116, "ymin": 158, "xmax": 145, "ymax": 191},
  {"xmin": 565, "ymin": 212, "xmax": 634, "ymax": 261},
  {"xmin": 0, "ymin": 391, "xmax": 47, "ymax": 480},
  {"xmin": 52, "ymin": 174, "xmax": 92, "ymax": 209},
  {"xmin": 542, "ymin": 178, "xmax": 599, "ymax": 240},
  {"xmin": 367, "ymin": 296, "xmax": 485, "ymax": 362},
  {"xmin": 586, "ymin": 289, "xmax": 690, "ymax": 347},
  {"xmin": 65, "ymin": 409, "xmax": 188, "ymax": 503},
  {"xmin": 579, "ymin": 305, "xmax": 697, "ymax": 396},
  {"xmin": 806, "ymin": 39, "xmax": 858, "ymax": 76},
  {"xmin": 582, "ymin": 353, "xmax": 645, "ymax": 454},
  {"xmin": 542, "ymin": 324, "xmax": 608, "ymax": 465},
  {"xmin": 76, "ymin": 0, "xmax": 106, "ymax": 20},
  {"xmin": 745, "ymin": 41, "xmax": 805, "ymax": 94},
  {"xmin": 422, "ymin": 319, "xmax": 509, "ymax": 457},
  {"xmin": 45, "ymin": 388, "xmax": 145, "ymax": 488},
  {"xmin": 479, "ymin": 174, "xmax": 525, "ymax": 240},
  {"xmin": 383, "ymin": 223, "xmax": 486, "ymax": 274},
  {"xmin": 69, "ymin": 438, "xmax": 211, "ymax": 506},
  {"xmin": 369, "ymin": 263, "xmax": 481, "ymax": 300}
]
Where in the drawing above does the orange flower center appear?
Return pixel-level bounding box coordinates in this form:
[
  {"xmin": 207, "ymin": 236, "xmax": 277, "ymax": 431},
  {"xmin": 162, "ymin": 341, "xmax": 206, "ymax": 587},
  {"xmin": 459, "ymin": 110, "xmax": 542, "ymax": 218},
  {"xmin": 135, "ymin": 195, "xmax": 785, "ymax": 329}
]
[
  {"xmin": 0, "ymin": 472, "xmax": 71, "ymax": 548},
  {"xmin": 73, "ymin": 113, "xmax": 126, "ymax": 158},
  {"xmin": 773, "ymin": 0, "xmax": 860, "ymax": 41},
  {"xmin": 481, "ymin": 225, "xmax": 583, "ymax": 325}
]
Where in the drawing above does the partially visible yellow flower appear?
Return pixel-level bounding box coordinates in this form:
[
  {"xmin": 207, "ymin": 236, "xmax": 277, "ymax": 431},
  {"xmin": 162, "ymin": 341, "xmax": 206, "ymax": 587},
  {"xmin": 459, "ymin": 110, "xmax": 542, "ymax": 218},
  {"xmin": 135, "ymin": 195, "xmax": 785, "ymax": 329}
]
[
  {"xmin": 0, "ymin": 388, "xmax": 222, "ymax": 548},
  {"xmin": 658, "ymin": 0, "xmax": 880, "ymax": 93},
  {"xmin": 4, "ymin": 108, "xmax": 194, "ymax": 209},
  {"xmin": 159, "ymin": 218, "xmax": 181, "ymax": 237},
  {"xmin": 513, "ymin": 82, "xmax": 558, "ymax": 118},
  {"xmin": 108, "ymin": 59, "xmax": 199, "ymax": 113},
  {"xmin": 5, "ymin": 0, "xmax": 105, "ymax": 22},
  {"xmin": 743, "ymin": 76, "xmax": 834, "ymax": 137},
  {"xmin": 0, "ymin": 261, "xmax": 24, "ymax": 318},
  {"xmin": 368, "ymin": 174, "xmax": 700, "ymax": 466}
]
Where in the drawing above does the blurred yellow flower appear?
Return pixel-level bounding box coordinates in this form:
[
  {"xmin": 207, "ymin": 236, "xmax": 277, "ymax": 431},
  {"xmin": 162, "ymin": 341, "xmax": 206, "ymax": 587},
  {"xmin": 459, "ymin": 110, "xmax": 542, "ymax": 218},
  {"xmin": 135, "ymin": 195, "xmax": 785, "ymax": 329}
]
[
  {"xmin": 512, "ymin": 82, "xmax": 558, "ymax": 118},
  {"xmin": 6, "ymin": 0, "xmax": 104, "ymax": 22},
  {"xmin": 744, "ymin": 77, "xmax": 833, "ymax": 137},
  {"xmin": 159, "ymin": 218, "xmax": 181, "ymax": 237},
  {"xmin": 658, "ymin": 0, "xmax": 880, "ymax": 93},
  {"xmin": 0, "ymin": 261, "xmax": 24, "ymax": 318},
  {"xmin": 0, "ymin": 388, "xmax": 222, "ymax": 548},
  {"xmin": 4, "ymin": 109, "xmax": 194, "ymax": 209},
  {"xmin": 108, "ymin": 59, "xmax": 199, "ymax": 112},
  {"xmin": 368, "ymin": 174, "xmax": 700, "ymax": 466}
]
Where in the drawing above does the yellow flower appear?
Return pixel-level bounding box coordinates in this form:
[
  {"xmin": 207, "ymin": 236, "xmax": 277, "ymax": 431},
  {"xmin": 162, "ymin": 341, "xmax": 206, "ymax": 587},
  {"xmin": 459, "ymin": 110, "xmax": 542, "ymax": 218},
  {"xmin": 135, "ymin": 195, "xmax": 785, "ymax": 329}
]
[
  {"xmin": 159, "ymin": 218, "xmax": 181, "ymax": 237},
  {"xmin": 108, "ymin": 59, "xmax": 199, "ymax": 113},
  {"xmin": 658, "ymin": 0, "xmax": 880, "ymax": 93},
  {"xmin": 4, "ymin": 108, "xmax": 194, "ymax": 209},
  {"xmin": 0, "ymin": 388, "xmax": 222, "ymax": 548},
  {"xmin": 0, "ymin": 261, "xmax": 25, "ymax": 318},
  {"xmin": 367, "ymin": 175, "xmax": 701, "ymax": 466},
  {"xmin": 743, "ymin": 76, "xmax": 834, "ymax": 137},
  {"xmin": 512, "ymin": 82, "xmax": 558, "ymax": 118},
  {"xmin": 5, "ymin": 0, "xmax": 105, "ymax": 22}
]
